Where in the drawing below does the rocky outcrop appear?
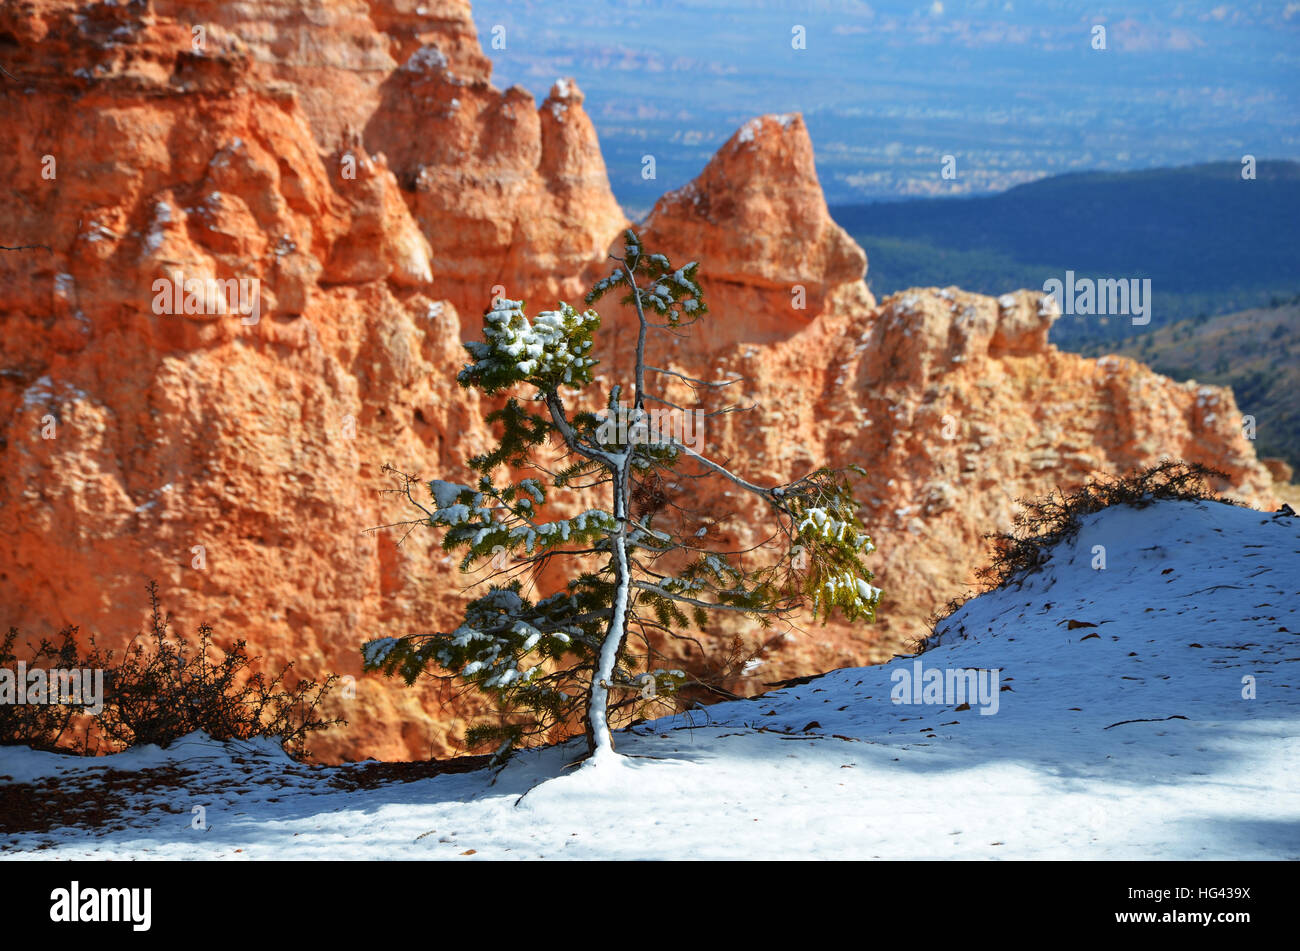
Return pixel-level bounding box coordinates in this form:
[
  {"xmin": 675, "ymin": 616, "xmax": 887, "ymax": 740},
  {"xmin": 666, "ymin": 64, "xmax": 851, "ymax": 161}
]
[
  {"xmin": 663, "ymin": 284, "xmax": 1275, "ymax": 688},
  {"xmin": 0, "ymin": 0, "xmax": 506, "ymax": 763},
  {"xmin": 388, "ymin": 74, "xmax": 628, "ymax": 332},
  {"xmin": 641, "ymin": 113, "xmax": 869, "ymax": 349},
  {"xmin": 0, "ymin": 0, "xmax": 1277, "ymax": 762},
  {"xmin": 149, "ymin": 0, "xmax": 493, "ymax": 147},
  {"xmin": 140, "ymin": 1, "xmax": 627, "ymax": 326}
]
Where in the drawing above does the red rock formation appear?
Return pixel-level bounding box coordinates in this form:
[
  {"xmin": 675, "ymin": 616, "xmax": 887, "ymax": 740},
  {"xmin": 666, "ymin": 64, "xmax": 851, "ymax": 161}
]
[
  {"xmin": 146, "ymin": 1, "xmax": 627, "ymax": 326},
  {"xmin": 640, "ymin": 113, "xmax": 869, "ymax": 349},
  {"xmin": 0, "ymin": 0, "xmax": 1277, "ymax": 762},
  {"xmin": 0, "ymin": 0, "xmax": 504, "ymax": 762},
  {"xmin": 149, "ymin": 1, "xmax": 493, "ymax": 148},
  {"xmin": 658, "ymin": 283, "xmax": 1276, "ymax": 689}
]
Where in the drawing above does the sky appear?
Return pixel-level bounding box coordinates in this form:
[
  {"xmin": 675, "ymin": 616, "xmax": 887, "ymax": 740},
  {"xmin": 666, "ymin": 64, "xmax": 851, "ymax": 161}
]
[{"xmin": 466, "ymin": 1, "xmax": 1300, "ymax": 214}]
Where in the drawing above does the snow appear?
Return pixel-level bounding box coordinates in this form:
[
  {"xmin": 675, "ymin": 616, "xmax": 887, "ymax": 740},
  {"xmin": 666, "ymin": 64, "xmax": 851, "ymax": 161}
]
[
  {"xmin": 518, "ymin": 479, "xmax": 545, "ymax": 504},
  {"xmin": 361, "ymin": 637, "xmax": 399, "ymax": 668},
  {"xmin": 735, "ymin": 115, "xmax": 792, "ymax": 145},
  {"xmin": 21, "ymin": 375, "xmax": 89, "ymax": 410},
  {"xmin": 738, "ymin": 114, "xmax": 796, "ymax": 143},
  {"xmin": 461, "ymin": 299, "xmax": 597, "ymax": 385},
  {"xmin": 402, "ymin": 44, "xmax": 447, "ymax": 72},
  {"xmin": 3, "ymin": 500, "xmax": 1298, "ymax": 859},
  {"xmin": 21, "ymin": 375, "xmax": 56, "ymax": 408},
  {"xmin": 429, "ymin": 479, "xmax": 471, "ymax": 509},
  {"xmin": 0, "ymin": 732, "xmax": 295, "ymax": 787},
  {"xmin": 143, "ymin": 200, "xmax": 172, "ymax": 254},
  {"xmin": 81, "ymin": 222, "xmax": 117, "ymax": 243}
]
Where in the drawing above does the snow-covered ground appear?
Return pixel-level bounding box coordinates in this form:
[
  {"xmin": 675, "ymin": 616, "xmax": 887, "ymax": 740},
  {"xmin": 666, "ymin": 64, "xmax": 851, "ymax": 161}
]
[{"xmin": 3, "ymin": 499, "xmax": 1297, "ymax": 860}]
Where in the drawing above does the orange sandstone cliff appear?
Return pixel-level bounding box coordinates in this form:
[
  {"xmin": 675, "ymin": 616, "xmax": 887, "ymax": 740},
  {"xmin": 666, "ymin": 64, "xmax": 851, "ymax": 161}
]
[{"xmin": 0, "ymin": 0, "xmax": 1276, "ymax": 761}]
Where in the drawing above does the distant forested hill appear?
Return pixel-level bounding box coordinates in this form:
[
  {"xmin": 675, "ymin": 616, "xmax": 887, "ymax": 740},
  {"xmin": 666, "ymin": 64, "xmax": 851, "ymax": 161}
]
[{"xmin": 832, "ymin": 161, "xmax": 1300, "ymax": 351}]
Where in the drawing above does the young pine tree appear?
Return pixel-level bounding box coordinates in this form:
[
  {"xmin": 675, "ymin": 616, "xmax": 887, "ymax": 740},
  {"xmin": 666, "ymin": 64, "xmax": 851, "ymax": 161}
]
[{"xmin": 362, "ymin": 230, "xmax": 881, "ymax": 763}]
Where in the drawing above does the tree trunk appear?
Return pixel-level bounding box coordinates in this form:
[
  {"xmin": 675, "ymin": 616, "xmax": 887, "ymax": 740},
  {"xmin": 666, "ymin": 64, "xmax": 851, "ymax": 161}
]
[{"xmin": 585, "ymin": 457, "xmax": 632, "ymax": 758}]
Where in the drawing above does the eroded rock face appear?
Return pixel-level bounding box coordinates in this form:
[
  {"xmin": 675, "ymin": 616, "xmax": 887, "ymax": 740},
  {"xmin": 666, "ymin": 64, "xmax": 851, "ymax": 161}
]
[
  {"xmin": 0, "ymin": 0, "xmax": 505, "ymax": 763},
  {"xmin": 390, "ymin": 75, "xmax": 629, "ymax": 333},
  {"xmin": 640, "ymin": 113, "xmax": 870, "ymax": 349},
  {"xmin": 150, "ymin": 0, "xmax": 493, "ymax": 147},
  {"xmin": 0, "ymin": 1, "xmax": 1276, "ymax": 762},
  {"xmin": 146, "ymin": 1, "xmax": 627, "ymax": 328},
  {"xmin": 650, "ymin": 282, "xmax": 1275, "ymax": 692}
]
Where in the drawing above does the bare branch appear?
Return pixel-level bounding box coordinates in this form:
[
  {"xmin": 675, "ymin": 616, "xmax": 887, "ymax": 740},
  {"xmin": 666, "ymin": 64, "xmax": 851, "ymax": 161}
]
[{"xmin": 645, "ymin": 365, "xmax": 741, "ymax": 389}]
